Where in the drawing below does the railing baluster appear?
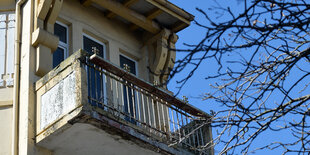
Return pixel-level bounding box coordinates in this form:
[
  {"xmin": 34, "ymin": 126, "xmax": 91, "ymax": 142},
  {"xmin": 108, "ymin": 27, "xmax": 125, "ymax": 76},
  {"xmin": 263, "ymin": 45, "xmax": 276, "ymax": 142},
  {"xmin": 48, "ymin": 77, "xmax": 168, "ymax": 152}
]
[
  {"xmin": 131, "ymin": 83, "xmax": 136, "ymax": 121},
  {"xmin": 120, "ymin": 78, "xmax": 124, "ymax": 116},
  {"xmin": 196, "ymin": 124, "xmax": 200, "ymax": 147},
  {"xmin": 176, "ymin": 111, "xmax": 181, "ymax": 140},
  {"xmin": 136, "ymin": 89, "xmax": 141, "ymax": 124},
  {"xmin": 84, "ymin": 55, "xmax": 209, "ymax": 154},
  {"xmin": 157, "ymin": 98, "xmax": 162, "ymax": 133},
  {"xmin": 125, "ymin": 81, "xmax": 131, "ymax": 121},
  {"xmin": 186, "ymin": 115, "xmax": 192, "ymax": 146},
  {"xmin": 171, "ymin": 109, "xmax": 176, "ymax": 135},
  {"xmin": 94, "ymin": 67, "xmax": 98, "ymax": 106},
  {"xmin": 192, "ymin": 120, "xmax": 196, "ymax": 147},
  {"xmin": 141, "ymin": 92, "xmax": 146, "ymax": 125},
  {"xmin": 114, "ymin": 78, "xmax": 119, "ymax": 115},
  {"xmin": 146, "ymin": 95, "xmax": 151, "ymax": 130},
  {"xmin": 181, "ymin": 113, "xmax": 185, "ymax": 143},
  {"xmin": 151, "ymin": 96, "xmax": 157, "ymax": 131},
  {"xmin": 200, "ymin": 126, "xmax": 204, "ymax": 147},
  {"xmin": 100, "ymin": 68, "xmax": 104, "ymax": 107},
  {"xmin": 161, "ymin": 101, "xmax": 166, "ymax": 133}
]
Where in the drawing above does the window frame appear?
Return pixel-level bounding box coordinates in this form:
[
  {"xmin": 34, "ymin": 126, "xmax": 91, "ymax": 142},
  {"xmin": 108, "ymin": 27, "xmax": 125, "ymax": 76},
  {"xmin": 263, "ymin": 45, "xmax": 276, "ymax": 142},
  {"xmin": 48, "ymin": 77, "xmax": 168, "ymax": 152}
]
[
  {"xmin": 119, "ymin": 53, "xmax": 138, "ymax": 76},
  {"xmin": 82, "ymin": 33, "xmax": 106, "ymax": 59},
  {"xmin": 0, "ymin": 12, "xmax": 15, "ymax": 87},
  {"xmin": 55, "ymin": 21, "xmax": 69, "ymax": 59}
]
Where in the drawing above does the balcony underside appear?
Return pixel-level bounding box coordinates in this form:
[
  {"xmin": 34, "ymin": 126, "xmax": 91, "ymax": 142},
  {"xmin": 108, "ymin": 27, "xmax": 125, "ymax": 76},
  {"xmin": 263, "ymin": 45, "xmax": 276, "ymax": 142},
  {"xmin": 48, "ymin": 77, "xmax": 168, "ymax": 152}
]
[{"xmin": 37, "ymin": 107, "xmax": 190, "ymax": 155}]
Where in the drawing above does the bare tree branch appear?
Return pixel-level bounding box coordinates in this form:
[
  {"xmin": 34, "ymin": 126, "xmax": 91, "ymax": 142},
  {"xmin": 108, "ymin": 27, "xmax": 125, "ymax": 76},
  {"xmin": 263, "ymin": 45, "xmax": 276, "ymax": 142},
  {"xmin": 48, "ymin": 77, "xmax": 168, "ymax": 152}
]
[{"xmin": 169, "ymin": 0, "xmax": 310, "ymax": 154}]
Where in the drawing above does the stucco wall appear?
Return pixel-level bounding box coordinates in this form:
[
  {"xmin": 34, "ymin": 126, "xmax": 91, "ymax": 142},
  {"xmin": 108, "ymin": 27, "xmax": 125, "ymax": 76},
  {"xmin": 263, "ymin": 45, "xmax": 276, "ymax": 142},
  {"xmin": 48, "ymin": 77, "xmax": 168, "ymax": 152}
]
[
  {"xmin": 0, "ymin": 106, "xmax": 12, "ymax": 155},
  {"xmin": 40, "ymin": 71, "xmax": 77, "ymax": 130},
  {"xmin": 59, "ymin": 0, "xmax": 149, "ymax": 81},
  {"xmin": 0, "ymin": 0, "xmax": 15, "ymax": 10},
  {"xmin": 0, "ymin": 1, "xmax": 15, "ymax": 154}
]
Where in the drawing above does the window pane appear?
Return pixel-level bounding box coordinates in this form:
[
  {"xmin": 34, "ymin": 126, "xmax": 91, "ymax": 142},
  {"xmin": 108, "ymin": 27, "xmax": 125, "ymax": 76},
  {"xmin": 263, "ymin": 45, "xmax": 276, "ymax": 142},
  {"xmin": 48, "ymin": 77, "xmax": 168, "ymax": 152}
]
[
  {"xmin": 120, "ymin": 55, "xmax": 136, "ymax": 75},
  {"xmin": 54, "ymin": 23, "xmax": 67, "ymax": 43},
  {"xmin": 0, "ymin": 14, "xmax": 6, "ymax": 78},
  {"xmin": 7, "ymin": 13, "xmax": 15, "ymax": 75},
  {"xmin": 83, "ymin": 36, "xmax": 104, "ymax": 57},
  {"xmin": 53, "ymin": 47, "xmax": 64, "ymax": 68}
]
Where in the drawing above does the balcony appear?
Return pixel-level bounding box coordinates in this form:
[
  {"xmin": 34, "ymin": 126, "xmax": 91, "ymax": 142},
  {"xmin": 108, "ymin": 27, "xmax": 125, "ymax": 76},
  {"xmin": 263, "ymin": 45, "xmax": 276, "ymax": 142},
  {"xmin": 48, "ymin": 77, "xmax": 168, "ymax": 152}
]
[{"xmin": 35, "ymin": 50, "xmax": 213, "ymax": 155}]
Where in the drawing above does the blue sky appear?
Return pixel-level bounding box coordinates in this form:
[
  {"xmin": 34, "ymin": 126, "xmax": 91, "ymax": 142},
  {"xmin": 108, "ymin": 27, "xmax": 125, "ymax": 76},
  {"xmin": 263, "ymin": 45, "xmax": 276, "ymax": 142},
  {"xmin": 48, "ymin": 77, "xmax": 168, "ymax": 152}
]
[{"xmin": 167, "ymin": 0, "xmax": 296, "ymax": 154}]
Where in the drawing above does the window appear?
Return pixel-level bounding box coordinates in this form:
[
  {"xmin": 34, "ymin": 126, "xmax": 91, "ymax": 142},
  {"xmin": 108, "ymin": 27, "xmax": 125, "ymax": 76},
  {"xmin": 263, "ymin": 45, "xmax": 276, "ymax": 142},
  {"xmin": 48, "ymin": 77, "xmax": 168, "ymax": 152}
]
[
  {"xmin": 0, "ymin": 12, "xmax": 15, "ymax": 87},
  {"xmin": 120, "ymin": 54, "xmax": 138, "ymax": 123},
  {"xmin": 120, "ymin": 55, "xmax": 137, "ymax": 75},
  {"xmin": 83, "ymin": 35, "xmax": 105, "ymax": 57},
  {"xmin": 53, "ymin": 22, "xmax": 68, "ymax": 68},
  {"xmin": 83, "ymin": 34, "xmax": 106, "ymax": 106}
]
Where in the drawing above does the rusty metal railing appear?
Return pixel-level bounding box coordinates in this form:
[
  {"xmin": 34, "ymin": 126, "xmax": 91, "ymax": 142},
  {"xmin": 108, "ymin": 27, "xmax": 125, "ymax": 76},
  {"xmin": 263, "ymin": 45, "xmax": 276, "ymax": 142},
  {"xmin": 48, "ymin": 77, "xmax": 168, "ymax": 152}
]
[{"xmin": 81, "ymin": 53, "xmax": 212, "ymax": 154}]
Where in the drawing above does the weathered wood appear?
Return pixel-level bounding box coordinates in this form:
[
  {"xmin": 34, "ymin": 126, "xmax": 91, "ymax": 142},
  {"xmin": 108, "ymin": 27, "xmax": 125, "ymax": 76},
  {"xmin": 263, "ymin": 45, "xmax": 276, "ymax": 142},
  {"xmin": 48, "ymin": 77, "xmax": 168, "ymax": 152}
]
[
  {"xmin": 92, "ymin": 0, "xmax": 160, "ymax": 34},
  {"xmin": 80, "ymin": 0, "xmax": 92, "ymax": 7},
  {"xmin": 106, "ymin": 0, "xmax": 139, "ymax": 19},
  {"xmin": 171, "ymin": 21, "xmax": 188, "ymax": 32},
  {"xmin": 145, "ymin": 0, "xmax": 191, "ymax": 25},
  {"xmin": 130, "ymin": 8, "xmax": 163, "ymax": 31}
]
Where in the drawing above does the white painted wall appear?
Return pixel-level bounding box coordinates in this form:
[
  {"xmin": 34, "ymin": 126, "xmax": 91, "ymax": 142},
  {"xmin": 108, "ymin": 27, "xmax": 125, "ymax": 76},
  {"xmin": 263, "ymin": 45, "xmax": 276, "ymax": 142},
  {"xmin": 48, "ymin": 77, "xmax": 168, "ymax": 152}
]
[
  {"xmin": 0, "ymin": 107, "xmax": 12, "ymax": 155},
  {"xmin": 42, "ymin": 123, "xmax": 161, "ymax": 155}
]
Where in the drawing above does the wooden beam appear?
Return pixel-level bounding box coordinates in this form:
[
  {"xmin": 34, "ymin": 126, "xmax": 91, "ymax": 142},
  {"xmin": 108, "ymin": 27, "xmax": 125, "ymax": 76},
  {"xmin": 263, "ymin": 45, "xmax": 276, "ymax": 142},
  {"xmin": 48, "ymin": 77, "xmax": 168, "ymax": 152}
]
[
  {"xmin": 80, "ymin": 0, "xmax": 92, "ymax": 7},
  {"xmin": 106, "ymin": 0, "xmax": 139, "ymax": 19},
  {"xmin": 92, "ymin": 0, "xmax": 160, "ymax": 34},
  {"xmin": 146, "ymin": 8, "xmax": 163, "ymax": 20},
  {"xmin": 129, "ymin": 24, "xmax": 139, "ymax": 31},
  {"xmin": 171, "ymin": 21, "xmax": 188, "ymax": 32},
  {"xmin": 145, "ymin": 0, "xmax": 191, "ymax": 25},
  {"xmin": 130, "ymin": 8, "xmax": 163, "ymax": 31}
]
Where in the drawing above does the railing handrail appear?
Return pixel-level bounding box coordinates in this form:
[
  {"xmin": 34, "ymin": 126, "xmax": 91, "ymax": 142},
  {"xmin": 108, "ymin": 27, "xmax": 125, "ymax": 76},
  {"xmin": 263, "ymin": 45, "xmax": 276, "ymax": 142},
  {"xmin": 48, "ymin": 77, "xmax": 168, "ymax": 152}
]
[{"xmin": 89, "ymin": 54, "xmax": 210, "ymax": 118}]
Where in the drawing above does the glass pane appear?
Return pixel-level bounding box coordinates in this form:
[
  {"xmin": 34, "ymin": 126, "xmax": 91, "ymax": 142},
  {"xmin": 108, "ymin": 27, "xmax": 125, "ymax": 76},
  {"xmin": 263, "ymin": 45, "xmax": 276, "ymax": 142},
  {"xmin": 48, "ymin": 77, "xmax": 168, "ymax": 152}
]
[
  {"xmin": 53, "ymin": 47, "xmax": 64, "ymax": 68},
  {"xmin": 120, "ymin": 55, "xmax": 136, "ymax": 75},
  {"xmin": 54, "ymin": 23, "xmax": 67, "ymax": 43},
  {"xmin": 83, "ymin": 36, "xmax": 104, "ymax": 57},
  {"xmin": 7, "ymin": 13, "xmax": 15, "ymax": 75},
  {"xmin": 0, "ymin": 14, "xmax": 5, "ymax": 77}
]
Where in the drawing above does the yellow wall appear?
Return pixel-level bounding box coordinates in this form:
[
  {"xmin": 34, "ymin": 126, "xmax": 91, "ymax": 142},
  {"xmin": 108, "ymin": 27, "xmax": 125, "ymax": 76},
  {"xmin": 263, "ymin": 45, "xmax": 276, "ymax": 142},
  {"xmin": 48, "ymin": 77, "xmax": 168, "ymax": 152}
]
[
  {"xmin": 0, "ymin": 106, "xmax": 12, "ymax": 155},
  {"xmin": 59, "ymin": 0, "xmax": 149, "ymax": 81},
  {"xmin": 0, "ymin": 0, "xmax": 15, "ymax": 11},
  {"xmin": 0, "ymin": 0, "xmax": 15, "ymax": 154},
  {"xmin": 16, "ymin": 0, "xmax": 177, "ymax": 154},
  {"xmin": 16, "ymin": 0, "xmax": 152, "ymax": 154}
]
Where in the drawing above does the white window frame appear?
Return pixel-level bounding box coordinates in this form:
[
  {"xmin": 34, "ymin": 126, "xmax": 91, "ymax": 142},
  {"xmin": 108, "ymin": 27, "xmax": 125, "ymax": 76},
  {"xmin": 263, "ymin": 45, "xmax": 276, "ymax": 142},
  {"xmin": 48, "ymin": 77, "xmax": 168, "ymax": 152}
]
[
  {"xmin": 55, "ymin": 21, "xmax": 69, "ymax": 59},
  {"xmin": 82, "ymin": 33, "xmax": 106, "ymax": 59}
]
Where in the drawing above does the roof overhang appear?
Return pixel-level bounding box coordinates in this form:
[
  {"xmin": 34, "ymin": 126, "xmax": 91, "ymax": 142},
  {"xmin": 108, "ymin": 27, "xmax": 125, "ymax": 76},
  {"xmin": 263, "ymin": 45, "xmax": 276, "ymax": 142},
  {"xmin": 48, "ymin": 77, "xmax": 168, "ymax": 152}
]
[{"xmin": 80, "ymin": 0, "xmax": 194, "ymax": 34}]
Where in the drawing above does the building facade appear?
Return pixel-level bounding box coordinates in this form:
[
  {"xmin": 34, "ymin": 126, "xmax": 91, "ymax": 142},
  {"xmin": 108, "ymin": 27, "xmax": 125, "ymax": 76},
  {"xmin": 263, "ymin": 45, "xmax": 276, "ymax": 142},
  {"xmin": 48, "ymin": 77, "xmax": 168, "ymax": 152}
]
[{"xmin": 0, "ymin": 0, "xmax": 213, "ymax": 154}]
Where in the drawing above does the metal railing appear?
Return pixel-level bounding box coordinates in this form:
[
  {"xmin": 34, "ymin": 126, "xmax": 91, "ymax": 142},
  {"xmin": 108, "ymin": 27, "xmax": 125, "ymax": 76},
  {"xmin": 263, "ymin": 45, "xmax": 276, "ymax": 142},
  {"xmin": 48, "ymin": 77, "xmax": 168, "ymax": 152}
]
[{"xmin": 81, "ymin": 54, "xmax": 212, "ymax": 154}]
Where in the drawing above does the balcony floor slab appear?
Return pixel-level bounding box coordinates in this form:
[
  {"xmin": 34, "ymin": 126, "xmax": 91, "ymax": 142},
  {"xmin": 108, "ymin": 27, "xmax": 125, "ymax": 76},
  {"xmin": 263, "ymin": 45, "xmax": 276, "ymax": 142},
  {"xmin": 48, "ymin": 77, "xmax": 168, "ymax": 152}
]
[{"xmin": 38, "ymin": 122, "xmax": 162, "ymax": 155}]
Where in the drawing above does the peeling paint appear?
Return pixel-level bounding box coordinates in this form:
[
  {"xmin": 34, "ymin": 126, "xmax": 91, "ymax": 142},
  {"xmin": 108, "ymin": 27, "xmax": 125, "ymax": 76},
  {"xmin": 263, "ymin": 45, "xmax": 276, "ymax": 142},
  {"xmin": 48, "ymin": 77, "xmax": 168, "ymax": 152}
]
[{"xmin": 41, "ymin": 71, "xmax": 76, "ymax": 130}]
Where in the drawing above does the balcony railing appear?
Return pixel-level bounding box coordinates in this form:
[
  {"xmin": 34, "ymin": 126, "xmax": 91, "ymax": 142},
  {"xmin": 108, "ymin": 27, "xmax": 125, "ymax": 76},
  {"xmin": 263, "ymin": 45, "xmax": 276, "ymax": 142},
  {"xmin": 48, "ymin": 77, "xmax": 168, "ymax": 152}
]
[
  {"xmin": 35, "ymin": 50, "xmax": 212, "ymax": 154},
  {"xmin": 84, "ymin": 53, "xmax": 212, "ymax": 154}
]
